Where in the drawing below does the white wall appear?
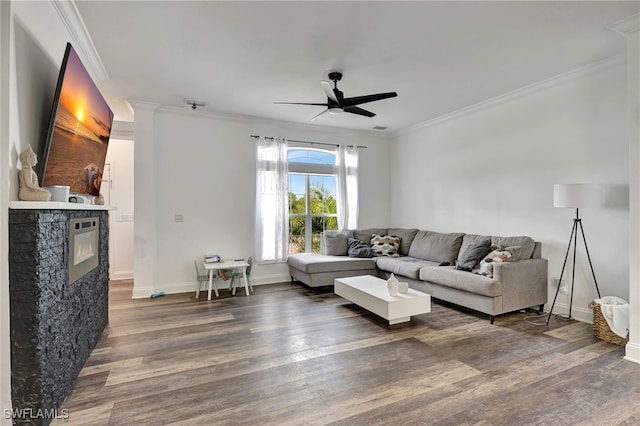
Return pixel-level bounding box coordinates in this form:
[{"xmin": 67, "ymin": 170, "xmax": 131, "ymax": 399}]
[
  {"xmin": 390, "ymin": 57, "xmax": 629, "ymax": 322},
  {"xmin": 104, "ymin": 138, "xmax": 134, "ymax": 279},
  {"xmin": 0, "ymin": 1, "xmax": 11, "ymax": 421},
  {"xmin": 614, "ymin": 14, "xmax": 640, "ymax": 364},
  {"xmin": 132, "ymin": 108, "xmax": 391, "ymax": 297},
  {"xmin": 2, "ymin": 1, "xmax": 76, "ymax": 421}
]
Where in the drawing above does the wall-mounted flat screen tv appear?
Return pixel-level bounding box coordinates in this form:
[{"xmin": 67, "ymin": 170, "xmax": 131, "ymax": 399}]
[{"xmin": 40, "ymin": 42, "xmax": 114, "ymax": 197}]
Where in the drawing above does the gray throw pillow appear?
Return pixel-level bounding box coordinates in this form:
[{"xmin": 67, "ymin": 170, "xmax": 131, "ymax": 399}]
[
  {"xmin": 321, "ymin": 230, "xmax": 353, "ymax": 255},
  {"xmin": 457, "ymin": 234, "xmax": 491, "ymax": 264},
  {"xmin": 347, "ymin": 238, "xmax": 374, "ymax": 258},
  {"xmin": 456, "ymin": 240, "xmax": 493, "ymax": 272}
]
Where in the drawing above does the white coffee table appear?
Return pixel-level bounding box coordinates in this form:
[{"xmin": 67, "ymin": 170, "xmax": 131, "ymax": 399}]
[{"xmin": 334, "ymin": 275, "xmax": 431, "ymax": 325}]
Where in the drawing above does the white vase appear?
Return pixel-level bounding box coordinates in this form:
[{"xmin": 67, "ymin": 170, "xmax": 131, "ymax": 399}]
[{"xmin": 387, "ymin": 280, "xmax": 398, "ymax": 296}]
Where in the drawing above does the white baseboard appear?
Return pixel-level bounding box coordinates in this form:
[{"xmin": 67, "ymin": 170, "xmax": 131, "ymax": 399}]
[
  {"xmin": 132, "ymin": 286, "xmax": 154, "ymax": 299},
  {"xmin": 110, "ymin": 271, "xmax": 134, "ymax": 280},
  {"xmin": 251, "ymin": 273, "xmax": 292, "ymax": 286},
  {"xmin": 545, "ymin": 302, "xmax": 593, "ymax": 324},
  {"xmin": 130, "ymin": 273, "xmax": 293, "ymax": 299},
  {"xmin": 625, "ymin": 342, "xmax": 640, "ymax": 364}
]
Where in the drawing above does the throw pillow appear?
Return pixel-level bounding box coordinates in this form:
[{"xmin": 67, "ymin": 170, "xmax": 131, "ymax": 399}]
[
  {"xmin": 370, "ymin": 234, "xmax": 400, "ymax": 257},
  {"xmin": 321, "ymin": 230, "xmax": 353, "ymax": 255},
  {"xmin": 475, "ymin": 248, "xmax": 513, "ymax": 277},
  {"xmin": 456, "ymin": 234, "xmax": 491, "ymax": 265},
  {"xmin": 455, "ymin": 240, "xmax": 493, "ymax": 272},
  {"xmin": 491, "ymin": 236, "xmax": 535, "ymax": 260},
  {"xmin": 502, "ymin": 245, "xmax": 522, "ymax": 261},
  {"xmin": 347, "ymin": 238, "xmax": 374, "ymax": 258},
  {"xmin": 488, "ymin": 244, "xmax": 522, "ymax": 261}
]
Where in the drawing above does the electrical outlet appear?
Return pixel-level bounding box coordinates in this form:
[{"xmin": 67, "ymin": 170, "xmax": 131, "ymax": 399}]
[
  {"xmin": 174, "ymin": 214, "xmax": 184, "ymax": 223},
  {"xmin": 552, "ymin": 277, "xmax": 568, "ymax": 294},
  {"xmin": 559, "ymin": 281, "xmax": 568, "ymax": 294}
]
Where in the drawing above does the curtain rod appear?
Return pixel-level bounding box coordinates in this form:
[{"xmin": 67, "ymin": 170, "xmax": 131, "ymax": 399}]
[{"xmin": 250, "ymin": 135, "xmax": 366, "ymax": 149}]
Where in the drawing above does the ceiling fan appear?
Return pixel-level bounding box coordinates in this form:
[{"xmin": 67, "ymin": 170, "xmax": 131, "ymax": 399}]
[{"xmin": 275, "ymin": 72, "xmax": 398, "ymax": 121}]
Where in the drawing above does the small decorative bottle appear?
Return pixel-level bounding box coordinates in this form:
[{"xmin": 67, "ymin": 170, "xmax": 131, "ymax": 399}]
[
  {"xmin": 388, "ymin": 281, "xmax": 398, "ymax": 296},
  {"xmin": 387, "ymin": 273, "xmax": 399, "ymax": 296}
]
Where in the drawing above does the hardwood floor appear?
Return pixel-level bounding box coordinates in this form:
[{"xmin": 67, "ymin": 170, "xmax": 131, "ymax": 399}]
[{"xmin": 54, "ymin": 279, "xmax": 640, "ymax": 425}]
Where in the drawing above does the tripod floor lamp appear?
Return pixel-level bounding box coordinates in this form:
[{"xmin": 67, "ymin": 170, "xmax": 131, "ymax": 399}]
[{"xmin": 546, "ymin": 184, "xmax": 604, "ymax": 324}]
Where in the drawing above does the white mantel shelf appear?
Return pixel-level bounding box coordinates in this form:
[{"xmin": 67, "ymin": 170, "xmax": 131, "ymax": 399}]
[{"xmin": 9, "ymin": 201, "xmax": 117, "ymax": 211}]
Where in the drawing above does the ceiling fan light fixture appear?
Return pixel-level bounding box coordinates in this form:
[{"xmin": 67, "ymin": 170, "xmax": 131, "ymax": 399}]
[{"xmin": 275, "ymin": 72, "xmax": 397, "ymax": 121}]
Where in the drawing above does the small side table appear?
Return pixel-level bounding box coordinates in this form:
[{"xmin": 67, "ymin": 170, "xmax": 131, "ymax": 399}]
[{"xmin": 203, "ymin": 260, "xmax": 250, "ymax": 300}]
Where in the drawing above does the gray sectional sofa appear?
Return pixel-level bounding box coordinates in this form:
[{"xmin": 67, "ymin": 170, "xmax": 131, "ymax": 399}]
[{"xmin": 287, "ymin": 228, "xmax": 548, "ymax": 323}]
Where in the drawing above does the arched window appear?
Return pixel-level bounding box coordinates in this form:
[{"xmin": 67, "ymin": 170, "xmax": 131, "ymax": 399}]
[
  {"xmin": 255, "ymin": 136, "xmax": 358, "ymax": 262},
  {"xmin": 288, "ymin": 146, "xmax": 337, "ymax": 253}
]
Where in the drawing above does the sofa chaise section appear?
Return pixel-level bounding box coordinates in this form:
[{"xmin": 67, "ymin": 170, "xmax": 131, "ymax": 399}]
[{"xmin": 287, "ymin": 253, "xmax": 377, "ymax": 287}]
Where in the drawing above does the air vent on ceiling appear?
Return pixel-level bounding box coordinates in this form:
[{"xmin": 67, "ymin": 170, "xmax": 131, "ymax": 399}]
[{"xmin": 372, "ymin": 126, "xmax": 388, "ymax": 130}]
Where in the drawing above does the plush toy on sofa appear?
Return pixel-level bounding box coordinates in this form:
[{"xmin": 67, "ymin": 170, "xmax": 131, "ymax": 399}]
[{"xmin": 474, "ymin": 248, "xmax": 512, "ymax": 278}]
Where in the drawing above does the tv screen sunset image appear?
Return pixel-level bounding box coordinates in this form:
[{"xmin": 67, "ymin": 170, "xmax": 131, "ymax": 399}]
[{"xmin": 42, "ymin": 44, "xmax": 114, "ymax": 196}]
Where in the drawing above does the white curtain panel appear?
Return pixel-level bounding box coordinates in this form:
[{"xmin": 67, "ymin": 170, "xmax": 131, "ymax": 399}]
[
  {"xmin": 336, "ymin": 145, "xmax": 359, "ymax": 230},
  {"xmin": 254, "ymin": 137, "xmax": 289, "ymax": 263}
]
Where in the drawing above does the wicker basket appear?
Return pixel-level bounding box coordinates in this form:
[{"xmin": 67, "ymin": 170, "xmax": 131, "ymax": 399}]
[{"xmin": 589, "ymin": 301, "xmax": 629, "ymax": 346}]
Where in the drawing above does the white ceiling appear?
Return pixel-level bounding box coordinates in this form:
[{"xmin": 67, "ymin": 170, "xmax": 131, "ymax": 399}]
[{"xmin": 75, "ymin": 1, "xmax": 639, "ymax": 132}]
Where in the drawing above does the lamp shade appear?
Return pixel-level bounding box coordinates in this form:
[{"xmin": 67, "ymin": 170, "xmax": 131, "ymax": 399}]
[{"xmin": 553, "ymin": 184, "xmax": 607, "ymax": 208}]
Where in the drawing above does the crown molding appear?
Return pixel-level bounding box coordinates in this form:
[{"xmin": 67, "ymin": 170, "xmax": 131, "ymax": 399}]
[
  {"xmin": 609, "ymin": 13, "xmax": 640, "ymax": 36},
  {"xmin": 154, "ymin": 104, "xmax": 390, "ymax": 140},
  {"xmin": 129, "ymin": 101, "xmax": 160, "ymax": 112},
  {"xmin": 51, "ymin": 0, "xmax": 108, "ymax": 82},
  {"xmin": 395, "ymin": 54, "xmax": 626, "ymax": 137},
  {"xmin": 111, "ymin": 121, "xmax": 134, "ymax": 141}
]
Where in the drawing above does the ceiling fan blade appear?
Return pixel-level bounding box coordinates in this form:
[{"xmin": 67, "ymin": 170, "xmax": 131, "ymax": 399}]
[
  {"xmin": 274, "ymin": 102, "xmax": 329, "ymax": 106},
  {"xmin": 344, "ymin": 106, "xmax": 376, "ymax": 118},
  {"xmin": 320, "ymin": 81, "xmax": 339, "ymax": 104},
  {"xmin": 342, "ymin": 92, "xmax": 398, "ymax": 107},
  {"xmin": 310, "ymin": 109, "xmax": 330, "ymax": 121}
]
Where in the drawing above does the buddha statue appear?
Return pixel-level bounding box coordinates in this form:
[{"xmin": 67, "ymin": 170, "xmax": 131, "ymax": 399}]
[{"xmin": 18, "ymin": 145, "xmax": 51, "ymax": 201}]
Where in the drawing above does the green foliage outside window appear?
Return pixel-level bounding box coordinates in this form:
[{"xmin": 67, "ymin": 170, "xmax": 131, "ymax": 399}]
[{"xmin": 289, "ymin": 183, "xmax": 338, "ymax": 254}]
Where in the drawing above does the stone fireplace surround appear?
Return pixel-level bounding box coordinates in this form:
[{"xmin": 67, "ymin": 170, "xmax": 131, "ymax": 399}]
[{"xmin": 8, "ymin": 203, "xmax": 112, "ymax": 425}]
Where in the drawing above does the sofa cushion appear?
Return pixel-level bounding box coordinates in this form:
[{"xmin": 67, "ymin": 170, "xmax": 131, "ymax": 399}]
[
  {"xmin": 353, "ymin": 228, "xmax": 388, "ymax": 244},
  {"xmin": 347, "ymin": 238, "xmax": 374, "ymax": 258},
  {"xmin": 492, "ymin": 236, "xmax": 535, "ymax": 260},
  {"xmin": 376, "ymin": 256, "xmax": 440, "ymax": 280},
  {"xmin": 408, "ymin": 230, "xmax": 465, "ymax": 263},
  {"xmin": 456, "ymin": 240, "xmax": 493, "ymax": 272},
  {"xmin": 321, "ymin": 230, "xmax": 353, "ymax": 255},
  {"xmin": 388, "ymin": 228, "xmax": 419, "ymax": 256},
  {"xmin": 456, "ymin": 234, "xmax": 492, "ymax": 265},
  {"xmin": 371, "ymin": 234, "xmax": 400, "ymax": 257},
  {"xmin": 287, "ymin": 253, "xmax": 376, "ymax": 274},
  {"xmin": 419, "ymin": 266, "xmax": 502, "ymax": 297}
]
